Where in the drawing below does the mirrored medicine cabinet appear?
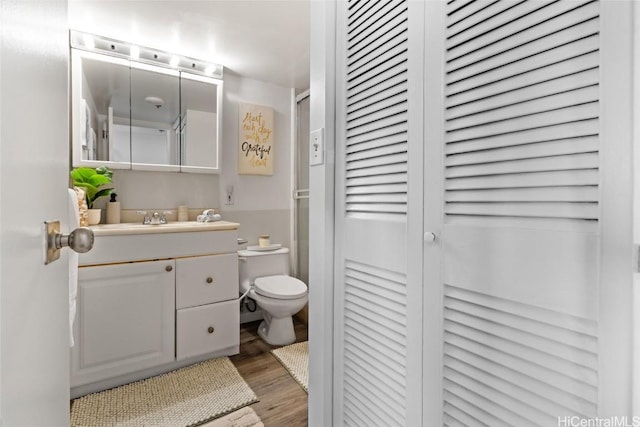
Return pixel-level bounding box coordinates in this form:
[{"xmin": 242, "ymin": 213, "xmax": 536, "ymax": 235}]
[{"xmin": 71, "ymin": 46, "xmax": 222, "ymax": 174}]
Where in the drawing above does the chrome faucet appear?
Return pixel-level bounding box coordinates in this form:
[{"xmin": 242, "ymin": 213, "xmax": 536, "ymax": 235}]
[{"xmin": 137, "ymin": 211, "xmax": 171, "ymax": 225}]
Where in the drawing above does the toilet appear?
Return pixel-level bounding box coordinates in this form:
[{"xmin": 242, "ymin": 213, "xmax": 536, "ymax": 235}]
[{"xmin": 238, "ymin": 247, "xmax": 308, "ymax": 346}]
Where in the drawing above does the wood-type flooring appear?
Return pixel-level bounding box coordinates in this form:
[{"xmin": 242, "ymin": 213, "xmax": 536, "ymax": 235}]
[{"xmin": 230, "ymin": 319, "xmax": 308, "ymax": 427}]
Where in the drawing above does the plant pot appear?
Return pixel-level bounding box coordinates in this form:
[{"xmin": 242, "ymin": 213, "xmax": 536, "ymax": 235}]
[{"xmin": 87, "ymin": 208, "xmax": 101, "ymax": 225}]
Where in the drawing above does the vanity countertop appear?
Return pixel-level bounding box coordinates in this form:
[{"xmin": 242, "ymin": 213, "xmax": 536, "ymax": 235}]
[{"xmin": 89, "ymin": 220, "xmax": 240, "ymax": 236}]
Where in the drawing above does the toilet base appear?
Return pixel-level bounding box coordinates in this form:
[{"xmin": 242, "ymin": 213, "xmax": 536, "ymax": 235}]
[{"xmin": 257, "ymin": 314, "xmax": 296, "ymax": 346}]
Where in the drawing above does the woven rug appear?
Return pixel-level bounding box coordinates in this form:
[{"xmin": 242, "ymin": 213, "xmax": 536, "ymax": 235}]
[
  {"xmin": 271, "ymin": 341, "xmax": 308, "ymax": 393},
  {"xmin": 200, "ymin": 406, "xmax": 263, "ymax": 427},
  {"xmin": 70, "ymin": 357, "xmax": 258, "ymax": 427}
]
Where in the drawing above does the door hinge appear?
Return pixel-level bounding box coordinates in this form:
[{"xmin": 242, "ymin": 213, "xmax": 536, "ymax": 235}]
[{"xmin": 635, "ymin": 244, "xmax": 640, "ymax": 273}]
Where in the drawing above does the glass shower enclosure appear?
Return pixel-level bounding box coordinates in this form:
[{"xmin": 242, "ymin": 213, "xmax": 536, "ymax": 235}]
[{"xmin": 294, "ymin": 92, "xmax": 310, "ymax": 287}]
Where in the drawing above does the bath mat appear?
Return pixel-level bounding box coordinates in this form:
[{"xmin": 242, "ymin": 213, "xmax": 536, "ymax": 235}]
[
  {"xmin": 70, "ymin": 357, "xmax": 258, "ymax": 427},
  {"xmin": 271, "ymin": 341, "xmax": 308, "ymax": 393},
  {"xmin": 200, "ymin": 406, "xmax": 263, "ymax": 427}
]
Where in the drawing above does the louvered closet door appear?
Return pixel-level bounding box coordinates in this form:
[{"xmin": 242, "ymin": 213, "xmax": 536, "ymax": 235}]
[
  {"xmin": 425, "ymin": 0, "xmax": 634, "ymax": 425},
  {"xmin": 334, "ymin": 0, "xmax": 423, "ymax": 425}
]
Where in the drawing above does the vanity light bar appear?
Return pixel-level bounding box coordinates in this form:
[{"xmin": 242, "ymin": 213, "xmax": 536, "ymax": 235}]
[{"xmin": 69, "ymin": 30, "xmax": 224, "ymax": 80}]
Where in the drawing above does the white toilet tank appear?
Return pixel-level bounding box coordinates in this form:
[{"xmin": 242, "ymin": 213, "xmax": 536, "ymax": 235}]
[{"xmin": 238, "ymin": 248, "xmax": 291, "ymax": 292}]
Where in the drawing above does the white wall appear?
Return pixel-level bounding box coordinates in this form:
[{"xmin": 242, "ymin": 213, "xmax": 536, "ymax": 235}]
[
  {"xmin": 108, "ymin": 170, "xmax": 220, "ymax": 210},
  {"xmin": 218, "ymin": 73, "xmax": 293, "ymax": 248},
  {"xmin": 108, "ymin": 73, "xmax": 294, "ymax": 249}
]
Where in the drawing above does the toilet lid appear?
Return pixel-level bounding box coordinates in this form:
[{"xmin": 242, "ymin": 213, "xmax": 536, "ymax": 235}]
[{"xmin": 254, "ymin": 275, "xmax": 307, "ymax": 300}]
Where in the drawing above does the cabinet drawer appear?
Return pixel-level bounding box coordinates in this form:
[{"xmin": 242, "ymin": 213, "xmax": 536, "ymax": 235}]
[
  {"xmin": 176, "ymin": 254, "xmax": 238, "ymax": 309},
  {"xmin": 176, "ymin": 300, "xmax": 239, "ymax": 360}
]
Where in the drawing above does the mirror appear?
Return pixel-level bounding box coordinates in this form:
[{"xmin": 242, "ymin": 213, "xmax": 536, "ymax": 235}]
[
  {"xmin": 72, "ymin": 51, "xmax": 131, "ymax": 169},
  {"xmin": 180, "ymin": 73, "xmax": 220, "ymax": 172},
  {"xmin": 71, "ymin": 49, "xmax": 222, "ymax": 173},
  {"xmin": 129, "ymin": 64, "xmax": 180, "ymax": 170}
]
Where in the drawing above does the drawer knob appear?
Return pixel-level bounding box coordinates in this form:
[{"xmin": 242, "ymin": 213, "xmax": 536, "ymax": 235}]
[
  {"xmin": 208, "ymin": 326, "xmax": 215, "ymax": 334},
  {"xmin": 206, "ymin": 277, "xmax": 213, "ymax": 284},
  {"xmin": 165, "ymin": 265, "xmax": 173, "ymax": 272}
]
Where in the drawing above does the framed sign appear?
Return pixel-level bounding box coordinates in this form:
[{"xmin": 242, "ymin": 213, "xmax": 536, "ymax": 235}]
[{"xmin": 238, "ymin": 102, "xmax": 274, "ymax": 175}]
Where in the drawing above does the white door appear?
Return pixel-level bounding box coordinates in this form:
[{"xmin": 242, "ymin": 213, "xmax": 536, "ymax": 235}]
[
  {"xmin": 333, "ymin": 0, "xmax": 424, "ymax": 425},
  {"xmin": 0, "ymin": 0, "xmax": 71, "ymax": 425},
  {"xmin": 424, "ymin": 0, "xmax": 634, "ymax": 424}
]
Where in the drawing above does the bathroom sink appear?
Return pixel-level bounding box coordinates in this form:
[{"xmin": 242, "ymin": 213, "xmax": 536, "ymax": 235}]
[{"xmin": 89, "ymin": 220, "xmax": 239, "ymax": 236}]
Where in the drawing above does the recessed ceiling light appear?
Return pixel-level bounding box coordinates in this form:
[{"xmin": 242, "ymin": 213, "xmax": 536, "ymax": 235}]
[{"xmin": 145, "ymin": 96, "xmax": 164, "ymax": 109}]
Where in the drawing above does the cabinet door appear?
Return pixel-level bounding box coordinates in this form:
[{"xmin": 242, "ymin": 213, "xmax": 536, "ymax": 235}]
[
  {"xmin": 176, "ymin": 253, "xmax": 238, "ymax": 309},
  {"xmin": 71, "ymin": 260, "xmax": 175, "ymax": 387},
  {"xmin": 182, "ymin": 110, "xmax": 217, "ymax": 169}
]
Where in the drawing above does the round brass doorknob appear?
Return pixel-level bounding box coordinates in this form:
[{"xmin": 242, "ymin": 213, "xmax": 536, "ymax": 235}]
[
  {"xmin": 206, "ymin": 277, "xmax": 213, "ymax": 284},
  {"xmin": 165, "ymin": 265, "xmax": 173, "ymax": 272},
  {"xmin": 208, "ymin": 326, "xmax": 214, "ymax": 334}
]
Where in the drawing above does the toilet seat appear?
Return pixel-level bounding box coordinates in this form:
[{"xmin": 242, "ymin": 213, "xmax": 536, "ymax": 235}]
[{"xmin": 254, "ymin": 275, "xmax": 307, "ymax": 300}]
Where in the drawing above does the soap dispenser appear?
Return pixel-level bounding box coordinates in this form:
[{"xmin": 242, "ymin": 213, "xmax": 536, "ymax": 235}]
[{"xmin": 106, "ymin": 193, "xmax": 120, "ymax": 224}]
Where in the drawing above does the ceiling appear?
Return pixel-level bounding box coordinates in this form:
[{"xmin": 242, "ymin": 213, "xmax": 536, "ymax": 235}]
[{"xmin": 68, "ymin": 0, "xmax": 310, "ymax": 90}]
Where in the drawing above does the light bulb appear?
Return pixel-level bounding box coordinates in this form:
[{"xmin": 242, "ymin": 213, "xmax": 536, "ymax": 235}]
[
  {"xmin": 130, "ymin": 45, "xmax": 140, "ymax": 59},
  {"xmin": 83, "ymin": 34, "xmax": 95, "ymax": 49}
]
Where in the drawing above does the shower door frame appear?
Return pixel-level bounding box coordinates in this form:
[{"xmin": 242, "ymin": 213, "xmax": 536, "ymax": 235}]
[{"xmin": 293, "ymin": 89, "xmax": 310, "ymax": 283}]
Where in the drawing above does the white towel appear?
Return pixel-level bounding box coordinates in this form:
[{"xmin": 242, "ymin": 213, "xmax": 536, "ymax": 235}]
[{"xmin": 68, "ymin": 189, "xmax": 80, "ymax": 347}]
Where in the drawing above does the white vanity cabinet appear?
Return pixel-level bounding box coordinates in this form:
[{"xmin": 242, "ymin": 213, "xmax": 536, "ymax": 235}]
[
  {"xmin": 71, "ymin": 222, "xmax": 240, "ymax": 397},
  {"xmin": 71, "ymin": 260, "xmax": 175, "ymax": 387}
]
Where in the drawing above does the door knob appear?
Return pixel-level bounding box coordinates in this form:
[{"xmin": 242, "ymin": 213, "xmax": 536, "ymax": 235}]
[
  {"xmin": 424, "ymin": 232, "xmax": 437, "ymax": 243},
  {"xmin": 44, "ymin": 220, "xmax": 95, "ymax": 265},
  {"xmin": 56, "ymin": 227, "xmax": 94, "ymax": 253}
]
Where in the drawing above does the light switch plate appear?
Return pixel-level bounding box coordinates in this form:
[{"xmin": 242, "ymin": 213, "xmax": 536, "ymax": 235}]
[{"xmin": 310, "ymin": 128, "xmax": 324, "ymax": 166}]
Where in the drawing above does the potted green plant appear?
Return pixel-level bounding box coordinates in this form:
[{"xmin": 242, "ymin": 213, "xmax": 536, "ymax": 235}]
[{"xmin": 70, "ymin": 166, "xmax": 114, "ymax": 225}]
